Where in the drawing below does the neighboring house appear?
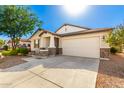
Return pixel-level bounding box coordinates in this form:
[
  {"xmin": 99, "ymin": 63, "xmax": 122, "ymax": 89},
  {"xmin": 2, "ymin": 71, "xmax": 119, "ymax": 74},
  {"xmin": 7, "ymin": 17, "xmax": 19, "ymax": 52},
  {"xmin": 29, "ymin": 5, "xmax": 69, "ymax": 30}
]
[
  {"xmin": 7, "ymin": 39, "xmax": 31, "ymax": 48},
  {"xmin": 29, "ymin": 24, "xmax": 112, "ymax": 58}
]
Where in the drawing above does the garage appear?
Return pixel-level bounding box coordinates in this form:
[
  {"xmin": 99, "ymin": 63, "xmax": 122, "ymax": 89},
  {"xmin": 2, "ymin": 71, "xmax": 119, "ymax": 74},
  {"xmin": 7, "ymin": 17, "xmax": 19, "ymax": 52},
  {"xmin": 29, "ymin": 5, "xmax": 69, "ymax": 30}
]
[{"xmin": 62, "ymin": 36, "xmax": 100, "ymax": 58}]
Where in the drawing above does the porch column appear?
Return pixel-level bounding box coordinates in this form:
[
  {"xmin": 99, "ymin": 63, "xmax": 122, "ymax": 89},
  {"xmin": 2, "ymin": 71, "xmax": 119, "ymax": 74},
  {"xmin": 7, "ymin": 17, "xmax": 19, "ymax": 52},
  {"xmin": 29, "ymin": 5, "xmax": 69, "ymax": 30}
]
[
  {"xmin": 40, "ymin": 37, "xmax": 44, "ymax": 48},
  {"xmin": 49, "ymin": 36, "xmax": 55, "ymax": 48},
  {"xmin": 48, "ymin": 36, "xmax": 56, "ymax": 56}
]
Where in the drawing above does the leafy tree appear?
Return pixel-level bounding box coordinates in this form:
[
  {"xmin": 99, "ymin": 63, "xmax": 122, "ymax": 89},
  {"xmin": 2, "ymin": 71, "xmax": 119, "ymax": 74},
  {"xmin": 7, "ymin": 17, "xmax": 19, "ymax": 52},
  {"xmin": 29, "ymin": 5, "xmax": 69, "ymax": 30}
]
[
  {"xmin": 106, "ymin": 23, "xmax": 124, "ymax": 52},
  {"xmin": 0, "ymin": 39, "xmax": 4, "ymax": 47},
  {"xmin": 0, "ymin": 5, "xmax": 42, "ymax": 50}
]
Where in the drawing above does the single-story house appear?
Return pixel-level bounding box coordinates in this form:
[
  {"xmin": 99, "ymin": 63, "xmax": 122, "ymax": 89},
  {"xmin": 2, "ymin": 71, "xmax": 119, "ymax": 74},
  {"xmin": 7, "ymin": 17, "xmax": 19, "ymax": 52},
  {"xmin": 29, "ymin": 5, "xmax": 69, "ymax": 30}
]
[
  {"xmin": 29, "ymin": 24, "xmax": 112, "ymax": 58},
  {"xmin": 7, "ymin": 39, "xmax": 31, "ymax": 48}
]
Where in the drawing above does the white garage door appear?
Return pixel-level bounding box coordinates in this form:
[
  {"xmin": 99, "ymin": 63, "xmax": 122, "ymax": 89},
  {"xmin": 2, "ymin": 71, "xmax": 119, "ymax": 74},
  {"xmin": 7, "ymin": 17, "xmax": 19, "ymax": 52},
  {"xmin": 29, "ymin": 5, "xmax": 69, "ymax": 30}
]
[{"xmin": 62, "ymin": 37, "xmax": 100, "ymax": 58}]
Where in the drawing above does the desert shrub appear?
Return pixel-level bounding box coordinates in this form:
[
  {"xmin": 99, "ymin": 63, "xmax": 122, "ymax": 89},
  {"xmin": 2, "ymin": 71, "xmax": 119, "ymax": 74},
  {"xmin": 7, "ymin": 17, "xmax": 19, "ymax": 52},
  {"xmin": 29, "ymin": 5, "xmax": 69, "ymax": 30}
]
[
  {"xmin": 1, "ymin": 48, "xmax": 29, "ymax": 56},
  {"xmin": 3, "ymin": 45, "xmax": 8, "ymax": 51},
  {"xmin": 110, "ymin": 47, "xmax": 118, "ymax": 54},
  {"xmin": 9, "ymin": 50, "xmax": 18, "ymax": 55},
  {"xmin": 16, "ymin": 48, "xmax": 20, "ymax": 53},
  {"xmin": 2, "ymin": 50, "xmax": 18, "ymax": 56},
  {"xmin": 2, "ymin": 50, "xmax": 11, "ymax": 56},
  {"xmin": 17, "ymin": 48, "xmax": 29, "ymax": 55}
]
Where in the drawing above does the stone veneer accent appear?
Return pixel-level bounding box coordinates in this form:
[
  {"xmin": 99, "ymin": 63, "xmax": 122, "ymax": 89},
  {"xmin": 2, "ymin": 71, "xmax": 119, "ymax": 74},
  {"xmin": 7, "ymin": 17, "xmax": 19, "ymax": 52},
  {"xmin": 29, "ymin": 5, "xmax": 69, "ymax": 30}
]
[
  {"xmin": 29, "ymin": 51, "xmax": 35, "ymax": 55},
  {"xmin": 100, "ymin": 48, "xmax": 110, "ymax": 58},
  {"xmin": 48, "ymin": 48, "xmax": 56, "ymax": 56},
  {"xmin": 29, "ymin": 50, "xmax": 49, "ymax": 57},
  {"xmin": 48, "ymin": 48, "xmax": 62, "ymax": 55},
  {"xmin": 39, "ymin": 51, "xmax": 49, "ymax": 56},
  {"xmin": 56, "ymin": 48, "xmax": 62, "ymax": 55}
]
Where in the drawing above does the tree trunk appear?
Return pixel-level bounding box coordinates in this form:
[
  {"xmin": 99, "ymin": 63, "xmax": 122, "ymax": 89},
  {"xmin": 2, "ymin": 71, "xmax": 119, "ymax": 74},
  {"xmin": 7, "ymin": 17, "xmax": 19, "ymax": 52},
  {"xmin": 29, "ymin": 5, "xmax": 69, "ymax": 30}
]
[
  {"xmin": 11, "ymin": 40, "xmax": 14, "ymax": 50},
  {"xmin": 11, "ymin": 39, "xmax": 16, "ymax": 50}
]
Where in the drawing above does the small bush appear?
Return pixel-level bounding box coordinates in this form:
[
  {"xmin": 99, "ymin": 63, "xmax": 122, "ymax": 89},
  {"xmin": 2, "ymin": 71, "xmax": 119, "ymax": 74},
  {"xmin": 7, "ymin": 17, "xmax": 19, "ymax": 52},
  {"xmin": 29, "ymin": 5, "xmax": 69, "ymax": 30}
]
[
  {"xmin": 2, "ymin": 51, "xmax": 11, "ymax": 56},
  {"xmin": 3, "ymin": 45, "xmax": 8, "ymax": 51},
  {"xmin": 2, "ymin": 50, "xmax": 18, "ymax": 56},
  {"xmin": 1, "ymin": 48, "xmax": 29, "ymax": 56},
  {"xmin": 110, "ymin": 47, "xmax": 118, "ymax": 54},
  {"xmin": 16, "ymin": 48, "xmax": 20, "ymax": 53},
  {"xmin": 9, "ymin": 50, "xmax": 18, "ymax": 55},
  {"xmin": 17, "ymin": 48, "xmax": 29, "ymax": 55}
]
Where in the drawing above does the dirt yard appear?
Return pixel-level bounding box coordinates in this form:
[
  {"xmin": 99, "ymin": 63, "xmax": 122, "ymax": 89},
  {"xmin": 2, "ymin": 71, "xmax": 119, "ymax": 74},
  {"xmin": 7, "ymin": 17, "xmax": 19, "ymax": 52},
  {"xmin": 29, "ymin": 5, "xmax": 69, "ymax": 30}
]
[
  {"xmin": 96, "ymin": 53, "xmax": 124, "ymax": 88},
  {"xmin": 0, "ymin": 56, "xmax": 28, "ymax": 69}
]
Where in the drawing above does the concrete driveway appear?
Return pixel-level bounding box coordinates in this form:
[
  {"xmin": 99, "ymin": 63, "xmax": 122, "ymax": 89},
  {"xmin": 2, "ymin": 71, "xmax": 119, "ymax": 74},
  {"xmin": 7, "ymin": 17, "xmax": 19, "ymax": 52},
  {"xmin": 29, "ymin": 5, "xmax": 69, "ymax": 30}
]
[{"xmin": 0, "ymin": 56, "xmax": 99, "ymax": 88}]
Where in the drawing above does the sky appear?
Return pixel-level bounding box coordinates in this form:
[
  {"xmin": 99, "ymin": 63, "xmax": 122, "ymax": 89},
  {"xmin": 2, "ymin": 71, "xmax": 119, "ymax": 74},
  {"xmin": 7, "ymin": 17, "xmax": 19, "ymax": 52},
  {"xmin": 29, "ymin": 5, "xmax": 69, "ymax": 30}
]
[{"xmin": 1, "ymin": 5, "xmax": 124, "ymax": 40}]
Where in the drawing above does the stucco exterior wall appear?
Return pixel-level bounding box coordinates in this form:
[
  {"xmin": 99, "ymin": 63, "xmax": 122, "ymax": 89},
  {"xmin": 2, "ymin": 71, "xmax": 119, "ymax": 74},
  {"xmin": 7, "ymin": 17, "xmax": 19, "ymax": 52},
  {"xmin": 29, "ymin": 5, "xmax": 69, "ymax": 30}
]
[
  {"xmin": 29, "ymin": 28, "xmax": 111, "ymax": 58},
  {"xmin": 30, "ymin": 30, "xmax": 42, "ymax": 40},
  {"xmin": 30, "ymin": 40, "xmax": 34, "ymax": 50},
  {"xmin": 61, "ymin": 31, "xmax": 111, "ymax": 48},
  {"xmin": 56, "ymin": 25, "xmax": 87, "ymax": 34},
  {"xmin": 30, "ymin": 31, "xmax": 61, "ymax": 50},
  {"xmin": 30, "ymin": 30, "xmax": 42, "ymax": 50}
]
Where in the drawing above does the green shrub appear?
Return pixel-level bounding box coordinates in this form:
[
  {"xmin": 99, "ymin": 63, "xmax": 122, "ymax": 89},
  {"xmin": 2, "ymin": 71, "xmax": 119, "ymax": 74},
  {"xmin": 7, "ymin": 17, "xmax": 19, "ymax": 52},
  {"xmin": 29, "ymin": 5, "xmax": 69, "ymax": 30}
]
[
  {"xmin": 110, "ymin": 47, "xmax": 118, "ymax": 54},
  {"xmin": 1, "ymin": 48, "xmax": 29, "ymax": 56},
  {"xmin": 2, "ymin": 50, "xmax": 11, "ymax": 56},
  {"xmin": 9, "ymin": 50, "xmax": 18, "ymax": 55},
  {"xmin": 17, "ymin": 48, "xmax": 29, "ymax": 55},
  {"xmin": 3, "ymin": 45, "xmax": 8, "ymax": 51},
  {"xmin": 2, "ymin": 50, "xmax": 18, "ymax": 56},
  {"xmin": 16, "ymin": 48, "xmax": 20, "ymax": 53}
]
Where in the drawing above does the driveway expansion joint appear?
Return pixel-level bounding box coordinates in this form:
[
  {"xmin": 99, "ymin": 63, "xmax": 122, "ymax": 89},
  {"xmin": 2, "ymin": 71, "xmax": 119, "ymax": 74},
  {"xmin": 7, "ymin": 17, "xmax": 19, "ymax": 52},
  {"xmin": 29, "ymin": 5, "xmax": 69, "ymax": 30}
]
[
  {"xmin": 10, "ymin": 75, "xmax": 36, "ymax": 88},
  {"xmin": 29, "ymin": 70, "xmax": 63, "ymax": 88}
]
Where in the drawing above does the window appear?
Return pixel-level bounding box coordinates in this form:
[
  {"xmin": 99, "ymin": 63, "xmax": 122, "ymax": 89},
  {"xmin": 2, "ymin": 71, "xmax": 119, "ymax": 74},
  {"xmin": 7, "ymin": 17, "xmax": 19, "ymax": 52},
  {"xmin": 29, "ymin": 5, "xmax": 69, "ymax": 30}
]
[
  {"xmin": 34, "ymin": 39, "xmax": 40, "ymax": 48},
  {"xmin": 28, "ymin": 44, "xmax": 30, "ymax": 47},
  {"xmin": 23, "ymin": 44, "xmax": 26, "ymax": 47}
]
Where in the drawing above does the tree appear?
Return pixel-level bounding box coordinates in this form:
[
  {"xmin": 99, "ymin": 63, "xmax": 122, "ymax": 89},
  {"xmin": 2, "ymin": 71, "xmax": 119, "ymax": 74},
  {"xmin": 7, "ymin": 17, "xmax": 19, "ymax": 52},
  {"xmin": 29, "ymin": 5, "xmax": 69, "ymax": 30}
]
[
  {"xmin": 0, "ymin": 39, "xmax": 4, "ymax": 48},
  {"xmin": 0, "ymin": 5, "xmax": 42, "ymax": 50},
  {"xmin": 106, "ymin": 23, "xmax": 124, "ymax": 52}
]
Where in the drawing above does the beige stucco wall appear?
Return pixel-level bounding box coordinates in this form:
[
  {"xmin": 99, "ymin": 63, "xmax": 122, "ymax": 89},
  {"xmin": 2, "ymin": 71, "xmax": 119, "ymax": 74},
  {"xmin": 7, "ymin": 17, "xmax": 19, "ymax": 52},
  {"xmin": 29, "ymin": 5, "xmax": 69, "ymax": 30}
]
[
  {"xmin": 60, "ymin": 31, "xmax": 111, "ymax": 48},
  {"xmin": 30, "ymin": 28, "xmax": 111, "ymax": 51},
  {"xmin": 56, "ymin": 25, "xmax": 87, "ymax": 34},
  {"xmin": 29, "ymin": 30, "xmax": 43, "ymax": 50},
  {"xmin": 41, "ymin": 33, "xmax": 60, "ymax": 48},
  {"xmin": 30, "ymin": 31, "xmax": 61, "ymax": 50}
]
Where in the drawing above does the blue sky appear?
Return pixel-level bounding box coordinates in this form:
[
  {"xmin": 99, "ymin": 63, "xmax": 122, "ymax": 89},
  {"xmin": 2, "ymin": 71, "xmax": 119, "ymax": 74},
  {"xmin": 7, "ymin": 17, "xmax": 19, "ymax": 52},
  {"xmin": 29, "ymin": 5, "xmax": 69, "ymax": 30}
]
[{"xmin": 1, "ymin": 5, "xmax": 124, "ymax": 40}]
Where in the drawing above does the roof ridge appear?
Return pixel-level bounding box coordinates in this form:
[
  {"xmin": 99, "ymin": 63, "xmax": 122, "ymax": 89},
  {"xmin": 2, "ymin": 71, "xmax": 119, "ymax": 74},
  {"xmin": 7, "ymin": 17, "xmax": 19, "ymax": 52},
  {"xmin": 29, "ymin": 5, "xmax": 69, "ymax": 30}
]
[
  {"xmin": 55, "ymin": 23, "xmax": 91, "ymax": 33},
  {"xmin": 64, "ymin": 23, "xmax": 91, "ymax": 29}
]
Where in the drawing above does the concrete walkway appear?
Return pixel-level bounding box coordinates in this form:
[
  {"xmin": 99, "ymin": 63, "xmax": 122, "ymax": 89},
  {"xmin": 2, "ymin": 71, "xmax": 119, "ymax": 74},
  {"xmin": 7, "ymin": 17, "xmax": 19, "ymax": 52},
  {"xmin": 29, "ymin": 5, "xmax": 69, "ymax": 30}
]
[{"xmin": 0, "ymin": 56, "xmax": 99, "ymax": 88}]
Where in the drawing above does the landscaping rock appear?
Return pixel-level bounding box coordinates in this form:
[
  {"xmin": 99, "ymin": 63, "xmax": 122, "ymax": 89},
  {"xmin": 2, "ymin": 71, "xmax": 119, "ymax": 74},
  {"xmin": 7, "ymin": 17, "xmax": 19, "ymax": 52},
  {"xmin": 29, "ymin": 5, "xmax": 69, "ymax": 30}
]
[{"xmin": 0, "ymin": 53, "xmax": 5, "ymax": 59}]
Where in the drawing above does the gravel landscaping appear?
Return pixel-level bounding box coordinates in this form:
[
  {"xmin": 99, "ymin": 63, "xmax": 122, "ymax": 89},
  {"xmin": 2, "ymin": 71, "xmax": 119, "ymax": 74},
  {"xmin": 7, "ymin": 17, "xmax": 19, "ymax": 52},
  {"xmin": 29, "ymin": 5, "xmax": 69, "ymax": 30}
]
[
  {"xmin": 0, "ymin": 56, "xmax": 28, "ymax": 69},
  {"xmin": 96, "ymin": 53, "xmax": 124, "ymax": 88}
]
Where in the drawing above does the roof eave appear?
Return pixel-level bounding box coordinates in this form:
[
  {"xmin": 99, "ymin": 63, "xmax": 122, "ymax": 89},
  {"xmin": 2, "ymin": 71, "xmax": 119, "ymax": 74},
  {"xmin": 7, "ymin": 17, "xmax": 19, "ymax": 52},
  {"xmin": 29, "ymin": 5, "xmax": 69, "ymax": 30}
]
[
  {"xmin": 60, "ymin": 28, "xmax": 112, "ymax": 37},
  {"xmin": 39, "ymin": 30, "xmax": 61, "ymax": 37}
]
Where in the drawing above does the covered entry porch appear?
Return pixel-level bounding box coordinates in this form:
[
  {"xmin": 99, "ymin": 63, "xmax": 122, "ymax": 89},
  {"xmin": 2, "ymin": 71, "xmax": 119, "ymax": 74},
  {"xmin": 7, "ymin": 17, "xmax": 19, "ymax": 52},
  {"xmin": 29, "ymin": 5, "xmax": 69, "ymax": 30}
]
[{"xmin": 32, "ymin": 31, "xmax": 62, "ymax": 56}]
